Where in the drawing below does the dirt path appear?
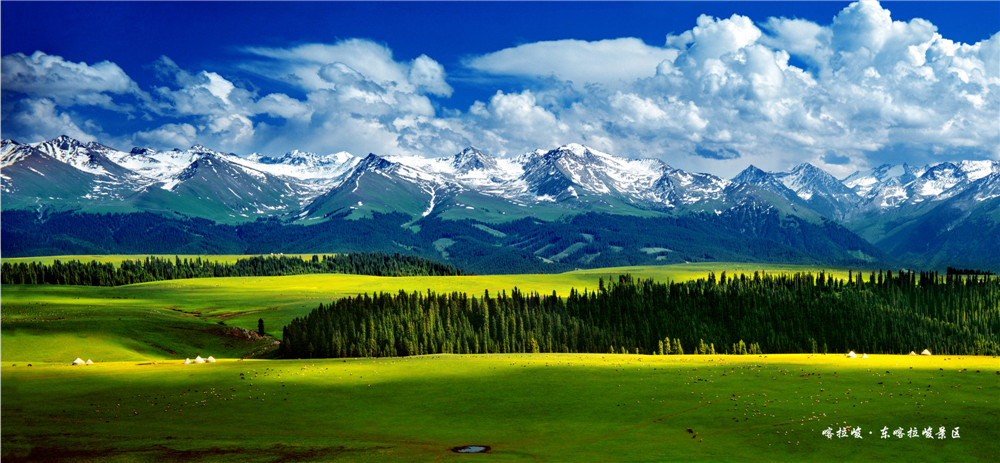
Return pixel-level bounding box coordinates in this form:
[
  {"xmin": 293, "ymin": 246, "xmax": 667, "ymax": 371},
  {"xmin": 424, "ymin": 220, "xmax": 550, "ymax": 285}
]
[{"xmin": 215, "ymin": 308, "xmax": 275, "ymax": 320}]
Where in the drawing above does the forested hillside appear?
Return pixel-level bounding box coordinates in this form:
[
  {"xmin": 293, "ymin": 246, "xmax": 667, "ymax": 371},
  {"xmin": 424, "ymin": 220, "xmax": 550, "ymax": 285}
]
[
  {"xmin": 281, "ymin": 271, "xmax": 1000, "ymax": 358},
  {"xmin": 1, "ymin": 209, "xmax": 890, "ymax": 274},
  {"xmin": 0, "ymin": 253, "xmax": 466, "ymax": 286}
]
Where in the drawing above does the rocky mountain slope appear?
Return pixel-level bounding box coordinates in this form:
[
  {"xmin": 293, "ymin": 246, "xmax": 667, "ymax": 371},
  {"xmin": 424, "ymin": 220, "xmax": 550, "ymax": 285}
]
[{"xmin": 3, "ymin": 135, "xmax": 997, "ymax": 270}]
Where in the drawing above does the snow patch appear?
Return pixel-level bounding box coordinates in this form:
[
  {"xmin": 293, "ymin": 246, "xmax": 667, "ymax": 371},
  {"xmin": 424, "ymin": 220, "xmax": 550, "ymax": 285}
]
[
  {"xmin": 160, "ymin": 179, "xmax": 180, "ymax": 191},
  {"xmin": 421, "ymin": 185, "xmax": 436, "ymax": 217}
]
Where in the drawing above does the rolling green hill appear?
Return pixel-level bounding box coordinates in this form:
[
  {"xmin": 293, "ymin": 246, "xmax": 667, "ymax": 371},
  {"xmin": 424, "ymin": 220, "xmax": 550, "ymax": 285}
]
[
  {"xmin": 3, "ymin": 261, "xmax": 997, "ymax": 462},
  {"xmin": 1, "ymin": 262, "xmax": 859, "ymax": 364}
]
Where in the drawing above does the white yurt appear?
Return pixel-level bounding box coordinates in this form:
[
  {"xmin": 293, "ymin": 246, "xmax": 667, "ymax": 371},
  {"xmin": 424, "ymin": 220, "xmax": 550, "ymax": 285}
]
[
  {"xmin": 920, "ymin": 349, "xmax": 932, "ymax": 356},
  {"xmin": 193, "ymin": 356, "xmax": 206, "ymax": 364},
  {"xmin": 85, "ymin": 359, "xmax": 94, "ymax": 365},
  {"xmin": 71, "ymin": 358, "xmax": 85, "ymax": 365},
  {"xmin": 861, "ymin": 354, "xmax": 869, "ymax": 359},
  {"xmin": 206, "ymin": 356, "xmax": 216, "ymax": 363},
  {"xmin": 908, "ymin": 351, "xmax": 918, "ymax": 355},
  {"xmin": 845, "ymin": 351, "xmax": 857, "ymax": 358},
  {"xmin": 184, "ymin": 358, "xmax": 193, "ymax": 365}
]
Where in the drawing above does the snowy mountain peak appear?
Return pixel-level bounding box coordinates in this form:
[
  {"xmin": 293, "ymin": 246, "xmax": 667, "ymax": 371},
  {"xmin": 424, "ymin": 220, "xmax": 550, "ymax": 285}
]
[
  {"xmin": 784, "ymin": 162, "xmax": 827, "ymax": 180},
  {"xmin": 908, "ymin": 162, "xmax": 968, "ymax": 200},
  {"xmin": 256, "ymin": 150, "xmax": 318, "ymax": 166},
  {"xmin": 6, "ymin": 135, "xmax": 997, "ymax": 231},
  {"xmin": 560, "ymin": 143, "xmax": 589, "ymax": 157},
  {"xmin": 51, "ymin": 134, "xmax": 85, "ymax": 149},
  {"xmin": 241, "ymin": 149, "xmax": 357, "ymax": 182},
  {"xmin": 544, "ymin": 144, "xmax": 613, "ymax": 162},
  {"xmin": 958, "ymin": 160, "xmax": 1000, "ymax": 181},
  {"xmin": 519, "ymin": 145, "xmax": 625, "ymax": 197},
  {"xmin": 29, "ymin": 135, "xmax": 124, "ymax": 177},
  {"xmin": 451, "ymin": 147, "xmax": 497, "ymax": 172},
  {"xmin": 37, "ymin": 135, "xmax": 83, "ymax": 154},
  {"xmin": 970, "ymin": 173, "xmax": 1000, "ymax": 201},
  {"xmin": 84, "ymin": 141, "xmax": 115, "ymax": 152},
  {"xmin": 1, "ymin": 140, "xmax": 35, "ymax": 168},
  {"xmin": 732, "ymin": 165, "xmax": 772, "ymax": 184},
  {"xmin": 778, "ymin": 162, "xmax": 853, "ymax": 198},
  {"xmin": 357, "ymin": 153, "xmax": 396, "ymax": 172},
  {"xmin": 734, "ymin": 162, "xmax": 857, "ymax": 217},
  {"xmin": 922, "ymin": 162, "xmax": 960, "ymax": 180},
  {"xmin": 129, "ymin": 147, "xmax": 156, "ymax": 156},
  {"xmin": 189, "ymin": 144, "xmax": 217, "ymax": 154},
  {"xmin": 844, "ymin": 163, "xmax": 925, "ymax": 197}
]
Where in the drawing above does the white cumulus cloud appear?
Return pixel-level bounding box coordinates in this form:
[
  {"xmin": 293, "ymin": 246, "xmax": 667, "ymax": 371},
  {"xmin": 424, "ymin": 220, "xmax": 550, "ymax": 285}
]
[
  {"xmin": 133, "ymin": 123, "xmax": 198, "ymax": 148},
  {"xmin": 409, "ymin": 55, "xmax": 453, "ymax": 97},
  {"xmin": 1, "ymin": 98, "xmax": 97, "ymax": 143},
  {"xmin": 467, "ymin": 38, "xmax": 679, "ymax": 86},
  {"xmin": 1, "ymin": 51, "xmax": 141, "ymax": 111},
  {"xmin": 242, "ymin": 39, "xmax": 451, "ymax": 98},
  {"xmin": 1, "ymin": 0, "xmax": 995, "ymax": 173}
]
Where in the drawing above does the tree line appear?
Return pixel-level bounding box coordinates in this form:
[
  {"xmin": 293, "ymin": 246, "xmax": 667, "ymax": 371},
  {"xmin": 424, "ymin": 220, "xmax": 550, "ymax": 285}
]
[
  {"xmin": 2, "ymin": 209, "xmax": 901, "ymax": 276},
  {"xmin": 0, "ymin": 253, "xmax": 466, "ymax": 286},
  {"xmin": 280, "ymin": 270, "xmax": 1000, "ymax": 358},
  {"xmin": 947, "ymin": 267, "xmax": 995, "ymax": 276}
]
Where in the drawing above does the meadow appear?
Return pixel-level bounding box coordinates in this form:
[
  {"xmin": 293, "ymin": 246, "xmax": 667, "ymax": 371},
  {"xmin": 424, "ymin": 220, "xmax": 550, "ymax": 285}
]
[
  {"xmin": 3, "ymin": 259, "xmax": 996, "ymax": 462},
  {"xmin": 2, "ymin": 354, "xmax": 997, "ymax": 462},
  {"xmin": 0, "ymin": 261, "xmax": 856, "ymax": 363}
]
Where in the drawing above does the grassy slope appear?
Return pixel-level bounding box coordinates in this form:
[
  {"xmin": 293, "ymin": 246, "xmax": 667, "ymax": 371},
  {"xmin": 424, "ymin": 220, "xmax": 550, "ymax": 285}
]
[
  {"xmin": 0, "ymin": 284, "xmax": 273, "ymax": 362},
  {"xmin": 1, "ymin": 262, "xmax": 861, "ymax": 363},
  {"xmin": 3, "ymin": 261, "xmax": 996, "ymax": 462},
  {"xmin": 2, "ymin": 354, "xmax": 997, "ymax": 462}
]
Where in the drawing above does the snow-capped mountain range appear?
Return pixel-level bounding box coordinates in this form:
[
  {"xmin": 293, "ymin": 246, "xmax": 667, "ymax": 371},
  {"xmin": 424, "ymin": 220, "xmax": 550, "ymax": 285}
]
[
  {"xmin": 2, "ymin": 135, "xmax": 998, "ymax": 270},
  {"xmin": 3, "ymin": 135, "xmax": 997, "ymax": 223},
  {"xmin": 735, "ymin": 159, "xmax": 999, "ymax": 218}
]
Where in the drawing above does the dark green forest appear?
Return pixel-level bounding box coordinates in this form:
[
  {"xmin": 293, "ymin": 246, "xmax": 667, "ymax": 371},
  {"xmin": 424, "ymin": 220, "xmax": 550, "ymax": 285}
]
[
  {"xmin": 281, "ymin": 271, "xmax": 1000, "ymax": 358},
  {"xmin": 0, "ymin": 253, "xmax": 466, "ymax": 286},
  {"xmin": 1, "ymin": 209, "xmax": 892, "ymax": 274}
]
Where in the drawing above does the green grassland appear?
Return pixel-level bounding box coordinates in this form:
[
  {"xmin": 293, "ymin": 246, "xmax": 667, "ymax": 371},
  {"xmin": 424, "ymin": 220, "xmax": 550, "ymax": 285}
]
[
  {"xmin": 1, "ymin": 262, "xmax": 860, "ymax": 363},
  {"xmin": 2, "ymin": 354, "xmax": 998, "ymax": 462},
  {"xmin": 6, "ymin": 260, "xmax": 995, "ymax": 462}
]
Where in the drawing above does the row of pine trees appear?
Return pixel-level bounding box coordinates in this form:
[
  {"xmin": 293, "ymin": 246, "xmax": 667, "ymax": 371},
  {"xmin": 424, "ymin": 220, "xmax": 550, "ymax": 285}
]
[
  {"xmin": 281, "ymin": 270, "xmax": 1000, "ymax": 358},
  {"xmin": 0, "ymin": 253, "xmax": 466, "ymax": 286}
]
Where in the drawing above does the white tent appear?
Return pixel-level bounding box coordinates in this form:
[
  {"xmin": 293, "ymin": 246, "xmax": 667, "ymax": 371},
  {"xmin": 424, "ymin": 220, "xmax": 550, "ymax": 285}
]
[
  {"xmin": 845, "ymin": 351, "xmax": 857, "ymax": 358},
  {"xmin": 85, "ymin": 359, "xmax": 94, "ymax": 365},
  {"xmin": 908, "ymin": 351, "xmax": 918, "ymax": 355},
  {"xmin": 861, "ymin": 354, "xmax": 869, "ymax": 359},
  {"xmin": 184, "ymin": 358, "xmax": 193, "ymax": 365},
  {"xmin": 193, "ymin": 356, "xmax": 206, "ymax": 364},
  {"xmin": 206, "ymin": 356, "xmax": 216, "ymax": 363},
  {"xmin": 71, "ymin": 358, "xmax": 85, "ymax": 365},
  {"xmin": 921, "ymin": 349, "xmax": 932, "ymax": 356}
]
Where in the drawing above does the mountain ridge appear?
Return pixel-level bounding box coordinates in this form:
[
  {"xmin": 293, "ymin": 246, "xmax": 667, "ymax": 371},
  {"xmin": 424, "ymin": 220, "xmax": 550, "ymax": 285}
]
[{"xmin": 2, "ymin": 135, "xmax": 997, "ymax": 270}]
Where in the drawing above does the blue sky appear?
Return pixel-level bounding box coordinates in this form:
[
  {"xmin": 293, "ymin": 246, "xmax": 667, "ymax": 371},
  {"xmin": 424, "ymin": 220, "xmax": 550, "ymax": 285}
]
[{"xmin": 2, "ymin": 1, "xmax": 998, "ymax": 177}]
